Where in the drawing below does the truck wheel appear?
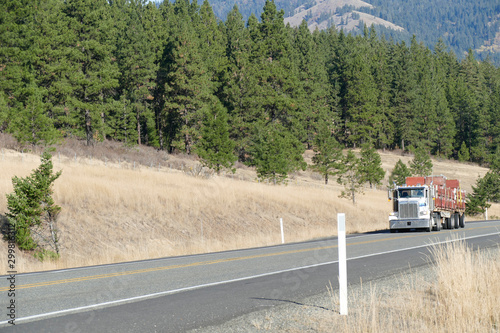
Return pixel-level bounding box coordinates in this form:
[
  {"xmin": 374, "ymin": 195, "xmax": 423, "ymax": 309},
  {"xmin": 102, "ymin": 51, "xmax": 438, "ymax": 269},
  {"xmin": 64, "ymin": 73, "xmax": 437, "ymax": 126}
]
[
  {"xmin": 445, "ymin": 217, "xmax": 451, "ymax": 229},
  {"xmin": 435, "ymin": 216, "xmax": 441, "ymax": 231},
  {"xmin": 454, "ymin": 213, "xmax": 460, "ymax": 229},
  {"xmin": 459, "ymin": 214, "xmax": 465, "ymax": 228},
  {"xmin": 451, "ymin": 214, "xmax": 457, "ymax": 229}
]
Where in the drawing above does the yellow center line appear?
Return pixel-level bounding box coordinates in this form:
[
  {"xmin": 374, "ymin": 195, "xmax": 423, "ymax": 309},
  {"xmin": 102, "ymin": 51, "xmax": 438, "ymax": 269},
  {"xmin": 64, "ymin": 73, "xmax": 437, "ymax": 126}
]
[{"xmin": 1, "ymin": 224, "xmax": 494, "ymax": 292}]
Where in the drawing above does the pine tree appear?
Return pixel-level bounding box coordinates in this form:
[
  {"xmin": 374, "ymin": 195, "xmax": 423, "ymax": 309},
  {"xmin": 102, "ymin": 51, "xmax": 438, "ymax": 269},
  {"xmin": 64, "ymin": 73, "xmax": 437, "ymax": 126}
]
[
  {"xmin": 466, "ymin": 172, "xmax": 500, "ymax": 216},
  {"xmin": 321, "ymin": 27, "xmax": 343, "ymax": 144},
  {"xmin": 452, "ymin": 76, "xmax": 476, "ymax": 158},
  {"xmin": 62, "ymin": 0, "xmax": 120, "ymax": 146},
  {"xmin": 160, "ymin": 1, "xmax": 214, "ymax": 153},
  {"xmin": 481, "ymin": 60, "xmax": 500, "ymax": 165},
  {"xmin": 0, "ymin": 0, "xmax": 64, "ymax": 145},
  {"xmin": 388, "ymin": 159, "xmax": 411, "ymax": 186},
  {"xmin": 30, "ymin": 0, "xmax": 74, "ymax": 141},
  {"xmin": 220, "ymin": 4, "xmax": 257, "ymax": 160},
  {"xmin": 334, "ymin": 32, "xmax": 380, "ymax": 147},
  {"xmin": 247, "ymin": 12, "xmax": 260, "ymax": 41},
  {"xmin": 389, "ymin": 41, "xmax": 418, "ymax": 151},
  {"xmin": 337, "ymin": 150, "xmax": 364, "ymax": 204},
  {"xmin": 369, "ymin": 28, "xmax": 394, "ymax": 149},
  {"xmin": 408, "ymin": 37, "xmax": 440, "ymax": 151},
  {"xmin": 432, "ymin": 39, "xmax": 456, "ymax": 157},
  {"xmin": 6, "ymin": 152, "xmax": 62, "ymax": 258},
  {"xmin": 409, "ymin": 146, "xmax": 433, "ymax": 176},
  {"xmin": 293, "ymin": 21, "xmax": 333, "ymax": 150},
  {"xmin": 195, "ymin": 103, "xmax": 237, "ymax": 175},
  {"xmin": 0, "ymin": 92, "xmax": 7, "ymax": 131},
  {"xmin": 8, "ymin": 85, "xmax": 59, "ymax": 146},
  {"xmin": 457, "ymin": 141, "xmax": 470, "ymax": 162},
  {"xmin": 311, "ymin": 125, "xmax": 343, "ymax": 185},
  {"xmin": 0, "ymin": 0, "xmax": 33, "ymax": 132},
  {"xmin": 197, "ymin": 0, "xmax": 228, "ymax": 95},
  {"xmin": 358, "ymin": 144, "xmax": 385, "ymax": 189},
  {"xmin": 455, "ymin": 50, "xmax": 490, "ymax": 164},
  {"xmin": 432, "ymin": 85, "xmax": 455, "ymax": 157},
  {"xmin": 249, "ymin": 122, "xmax": 306, "ymax": 184},
  {"xmin": 111, "ymin": 0, "xmax": 159, "ymax": 146},
  {"xmin": 152, "ymin": 1, "xmax": 173, "ymax": 150},
  {"xmin": 249, "ymin": 1, "xmax": 304, "ymax": 140}
]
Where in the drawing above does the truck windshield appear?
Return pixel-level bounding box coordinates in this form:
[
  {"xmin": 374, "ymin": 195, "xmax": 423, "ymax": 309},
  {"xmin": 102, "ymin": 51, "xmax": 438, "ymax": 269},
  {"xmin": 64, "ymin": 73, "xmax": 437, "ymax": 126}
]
[{"xmin": 398, "ymin": 188, "xmax": 424, "ymax": 198}]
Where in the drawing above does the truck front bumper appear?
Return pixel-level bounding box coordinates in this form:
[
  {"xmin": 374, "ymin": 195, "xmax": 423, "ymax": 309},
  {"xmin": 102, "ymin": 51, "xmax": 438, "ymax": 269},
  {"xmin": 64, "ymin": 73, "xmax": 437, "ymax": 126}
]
[{"xmin": 389, "ymin": 218, "xmax": 430, "ymax": 230}]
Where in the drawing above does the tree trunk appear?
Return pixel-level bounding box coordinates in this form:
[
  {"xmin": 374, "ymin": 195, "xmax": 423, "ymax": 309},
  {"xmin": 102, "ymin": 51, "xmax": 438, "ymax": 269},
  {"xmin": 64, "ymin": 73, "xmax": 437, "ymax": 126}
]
[
  {"xmin": 48, "ymin": 213, "xmax": 59, "ymax": 255},
  {"xmin": 185, "ymin": 132, "xmax": 190, "ymax": 154},
  {"xmin": 137, "ymin": 107, "xmax": 141, "ymax": 146},
  {"xmin": 159, "ymin": 128, "xmax": 164, "ymax": 151},
  {"xmin": 85, "ymin": 109, "xmax": 93, "ymax": 146},
  {"xmin": 184, "ymin": 115, "xmax": 190, "ymax": 154}
]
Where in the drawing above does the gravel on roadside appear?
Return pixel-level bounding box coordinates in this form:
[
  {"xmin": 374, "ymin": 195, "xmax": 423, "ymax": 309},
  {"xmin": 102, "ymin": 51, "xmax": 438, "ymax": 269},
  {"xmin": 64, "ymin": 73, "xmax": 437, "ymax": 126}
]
[{"xmin": 187, "ymin": 262, "xmax": 438, "ymax": 333}]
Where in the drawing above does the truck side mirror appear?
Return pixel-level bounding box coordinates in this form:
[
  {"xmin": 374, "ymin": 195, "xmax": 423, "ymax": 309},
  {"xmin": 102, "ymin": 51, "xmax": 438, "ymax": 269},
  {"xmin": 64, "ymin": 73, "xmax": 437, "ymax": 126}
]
[{"xmin": 388, "ymin": 189, "xmax": 393, "ymax": 201}]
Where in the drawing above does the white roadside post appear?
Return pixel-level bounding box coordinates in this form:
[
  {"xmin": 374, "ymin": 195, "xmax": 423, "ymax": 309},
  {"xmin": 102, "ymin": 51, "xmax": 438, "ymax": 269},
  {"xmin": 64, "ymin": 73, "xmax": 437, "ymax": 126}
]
[
  {"xmin": 280, "ymin": 218, "xmax": 285, "ymax": 244},
  {"xmin": 338, "ymin": 213, "xmax": 348, "ymax": 315}
]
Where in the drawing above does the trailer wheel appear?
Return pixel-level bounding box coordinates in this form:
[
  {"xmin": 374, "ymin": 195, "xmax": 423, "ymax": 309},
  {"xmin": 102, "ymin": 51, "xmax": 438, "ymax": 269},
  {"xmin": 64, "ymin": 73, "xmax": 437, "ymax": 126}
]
[
  {"xmin": 454, "ymin": 213, "xmax": 460, "ymax": 229},
  {"xmin": 445, "ymin": 217, "xmax": 452, "ymax": 229},
  {"xmin": 459, "ymin": 213, "xmax": 465, "ymax": 228}
]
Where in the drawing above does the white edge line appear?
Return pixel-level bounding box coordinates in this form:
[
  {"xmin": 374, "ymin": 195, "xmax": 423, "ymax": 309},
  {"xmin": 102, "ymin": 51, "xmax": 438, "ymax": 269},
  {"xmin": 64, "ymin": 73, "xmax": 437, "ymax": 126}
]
[{"xmin": 2, "ymin": 231, "xmax": 499, "ymax": 326}]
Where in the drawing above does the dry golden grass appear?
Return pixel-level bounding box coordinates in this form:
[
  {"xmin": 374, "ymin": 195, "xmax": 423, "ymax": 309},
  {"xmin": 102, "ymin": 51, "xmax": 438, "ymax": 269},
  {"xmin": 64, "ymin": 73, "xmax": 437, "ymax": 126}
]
[
  {"xmin": 0, "ymin": 147, "xmax": 497, "ymax": 274},
  {"xmin": 293, "ymin": 240, "xmax": 500, "ymax": 333}
]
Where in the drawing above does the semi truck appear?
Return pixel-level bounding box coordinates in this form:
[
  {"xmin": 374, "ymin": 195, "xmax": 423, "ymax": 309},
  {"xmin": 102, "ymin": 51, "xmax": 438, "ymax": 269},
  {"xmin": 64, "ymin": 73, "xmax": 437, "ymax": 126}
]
[{"xmin": 388, "ymin": 175, "xmax": 466, "ymax": 232}]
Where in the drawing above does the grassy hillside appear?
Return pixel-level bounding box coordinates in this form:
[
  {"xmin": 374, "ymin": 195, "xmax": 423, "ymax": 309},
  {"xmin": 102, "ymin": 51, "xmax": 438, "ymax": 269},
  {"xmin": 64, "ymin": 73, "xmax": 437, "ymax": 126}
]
[{"xmin": 0, "ymin": 138, "xmax": 495, "ymax": 274}]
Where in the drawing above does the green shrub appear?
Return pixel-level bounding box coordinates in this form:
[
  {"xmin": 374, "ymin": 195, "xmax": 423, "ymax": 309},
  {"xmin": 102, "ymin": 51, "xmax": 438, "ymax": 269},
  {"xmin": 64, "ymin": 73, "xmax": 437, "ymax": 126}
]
[
  {"xmin": 33, "ymin": 249, "xmax": 60, "ymax": 262},
  {"xmin": 6, "ymin": 152, "xmax": 62, "ymax": 255}
]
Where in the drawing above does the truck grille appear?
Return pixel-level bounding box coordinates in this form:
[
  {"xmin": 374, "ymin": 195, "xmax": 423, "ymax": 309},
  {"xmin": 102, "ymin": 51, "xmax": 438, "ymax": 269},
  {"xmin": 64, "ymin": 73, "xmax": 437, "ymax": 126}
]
[{"xmin": 399, "ymin": 203, "xmax": 419, "ymax": 218}]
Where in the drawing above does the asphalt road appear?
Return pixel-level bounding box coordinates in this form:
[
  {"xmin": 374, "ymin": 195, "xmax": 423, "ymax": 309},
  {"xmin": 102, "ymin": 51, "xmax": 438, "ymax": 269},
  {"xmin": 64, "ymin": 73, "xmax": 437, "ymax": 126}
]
[{"xmin": 1, "ymin": 220, "xmax": 500, "ymax": 332}]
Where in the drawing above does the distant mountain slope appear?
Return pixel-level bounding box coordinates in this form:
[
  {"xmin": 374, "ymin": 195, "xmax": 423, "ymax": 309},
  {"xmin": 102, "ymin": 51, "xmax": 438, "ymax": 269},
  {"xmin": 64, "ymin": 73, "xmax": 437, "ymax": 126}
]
[
  {"xmin": 206, "ymin": 0, "xmax": 500, "ymax": 65},
  {"xmin": 479, "ymin": 28, "xmax": 500, "ymax": 54},
  {"xmin": 283, "ymin": 0, "xmax": 404, "ymax": 33},
  {"xmin": 356, "ymin": 0, "xmax": 500, "ymax": 63}
]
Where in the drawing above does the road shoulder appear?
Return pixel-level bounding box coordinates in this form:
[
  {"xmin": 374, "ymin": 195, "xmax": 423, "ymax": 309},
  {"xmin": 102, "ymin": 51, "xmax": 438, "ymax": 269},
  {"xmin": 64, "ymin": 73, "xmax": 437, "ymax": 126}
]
[{"xmin": 188, "ymin": 262, "xmax": 437, "ymax": 332}]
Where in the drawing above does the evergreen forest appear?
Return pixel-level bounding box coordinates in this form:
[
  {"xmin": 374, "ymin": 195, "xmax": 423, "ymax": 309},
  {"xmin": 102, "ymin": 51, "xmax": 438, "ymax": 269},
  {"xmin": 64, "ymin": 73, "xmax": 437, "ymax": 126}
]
[
  {"xmin": 357, "ymin": 0, "xmax": 500, "ymax": 65},
  {"xmin": 1, "ymin": 0, "xmax": 500, "ymax": 179},
  {"xmin": 207, "ymin": 0, "xmax": 500, "ymax": 65}
]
